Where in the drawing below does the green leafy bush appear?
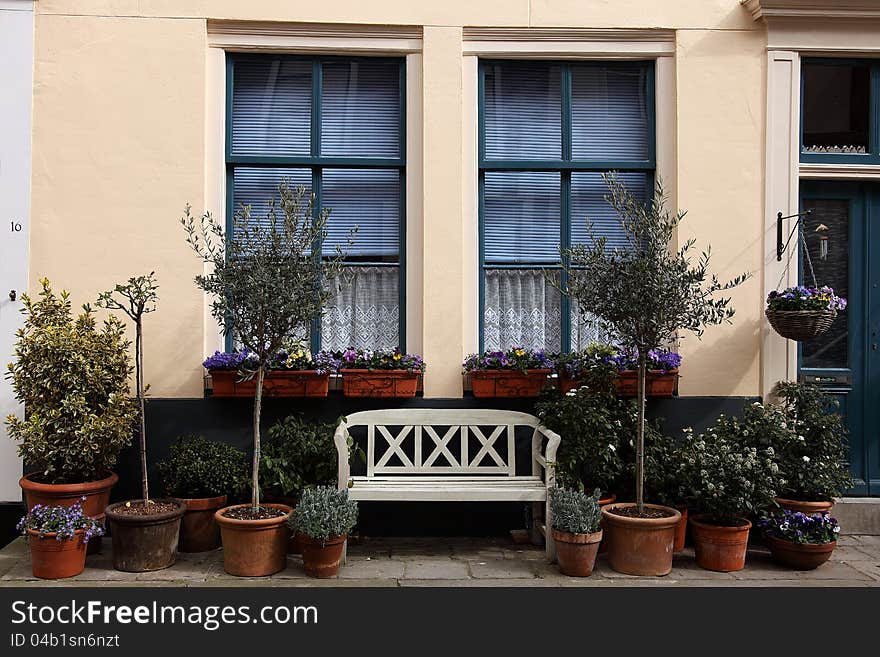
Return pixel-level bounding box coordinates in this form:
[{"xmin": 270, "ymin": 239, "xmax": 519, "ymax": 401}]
[
  {"xmin": 260, "ymin": 415, "xmax": 344, "ymax": 501},
  {"xmin": 535, "ymin": 384, "xmax": 628, "ymax": 494},
  {"xmin": 549, "ymin": 487, "xmax": 602, "ymax": 535},
  {"xmin": 6, "ymin": 279, "xmax": 137, "ymax": 483},
  {"xmin": 620, "ymin": 427, "xmax": 684, "ymax": 508},
  {"xmin": 772, "ymin": 382, "xmax": 853, "ymax": 501},
  {"xmin": 290, "ymin": 485, "xmax": 358, "ymax": 540},
  {"xmin": 157, "ymin": 435, "xmax": 249, "ymax": 499},
  {"xmin": 680, "ymin": 423, "xmax": 780, "ymax": 526}
]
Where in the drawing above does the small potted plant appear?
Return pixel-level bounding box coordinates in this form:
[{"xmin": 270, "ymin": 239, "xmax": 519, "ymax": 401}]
[
  {"xmin": 549, "ymin": 487, "xmax": 603, "ymax": 577},
  {"xmin": 205, "ymin": 347, "xmax": 339, "ymax": 398},
  {"xmin": 680, "ymin": 421, "xmax": 780, "ymax": 572},
  {"xmin": 290, "ymin": 486, "xmax": 359, "ymax": 578},
  {"xmin": 758, "ymin": 509, "xmax": 840, "ymax": 570},
  {"xmin": 7, "ymin": 279, "xmax": 137, "ymax": 553},
  {"xmin": 338, "ymin": 348, "xmax": 424, "ymax": 398},
  {"xmin": 156, "ymin": 436, "xmax": 249, "ymax": 552},
  {"xmin": 770, "ymin": 382, "xmax": 853, "ymax": 514},
  {"xmin": 17, "ymin": 499, "xmax": 104, "ymax": 579},
  {"xmin": 765, "ymin": 285, "xmax": 846, "ymax": 342},
  {"xmin": 463, "ymin": 347, "xmax": 554, "ymax": 398},
  {"xmin": 611, "ymin": 349, "xmax": 681, "ymax": 398}
]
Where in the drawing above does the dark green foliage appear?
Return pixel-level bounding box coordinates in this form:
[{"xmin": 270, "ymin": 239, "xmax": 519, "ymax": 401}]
[
  {"xmin": 157, "ymin": 435, "xmax": 249, "ymax": 499},
  {"xmin": 6, "ymin": 279, "xmax": 137, "ymax": 483},
  {"xmin": 260, "ymin": 415, "xmax": 340, "ymax": 501},
  {"xmin": 619, "ymin": 426, "xmax": 684, "ymax": 509}
]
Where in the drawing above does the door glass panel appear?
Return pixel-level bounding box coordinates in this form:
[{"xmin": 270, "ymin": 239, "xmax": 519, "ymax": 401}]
[
  {"xmin": 802, "ymin": 62, "xmax": 870, "ymax": 155},
  {"xmin": 801, "ymin": 199, "xmax": 849, "ymax": 368}
]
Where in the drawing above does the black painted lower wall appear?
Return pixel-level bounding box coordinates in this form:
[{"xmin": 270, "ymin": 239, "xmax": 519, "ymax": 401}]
[{"xmin": 3, "ymin": 394, "xmax": 757, "ymax": 549}]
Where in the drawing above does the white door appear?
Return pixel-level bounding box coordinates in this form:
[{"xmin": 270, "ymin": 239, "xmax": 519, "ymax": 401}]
[{"xmin": 0, "ymin": 1, "xmax": 33, "ymax": 502}]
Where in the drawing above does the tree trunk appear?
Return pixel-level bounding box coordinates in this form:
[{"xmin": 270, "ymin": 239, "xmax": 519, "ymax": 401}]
[
  {"xmin": 635, "ymin": 352, "xmax": 647, "ymax": 515},
  {"xmin": 136, "ymin": 317, "xmax": 148, "ymax": 505},
  {"xmin": 251, "ymin": 365, "xmax": 265, "ymax": 510}
]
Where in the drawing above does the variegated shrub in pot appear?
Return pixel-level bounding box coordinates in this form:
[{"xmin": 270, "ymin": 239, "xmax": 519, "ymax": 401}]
[
  {"xmin": 290, "ymin": 486, "xmax": 359, "ymax": 578},
  {"xmin": 549, "ymin": 488, "xmax": 603, "ymax": 577}
]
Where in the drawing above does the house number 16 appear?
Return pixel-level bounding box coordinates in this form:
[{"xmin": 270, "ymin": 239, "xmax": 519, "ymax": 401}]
[{"xmin": 10, "ymin": 221, "xmax": 22, "ymax": 232}]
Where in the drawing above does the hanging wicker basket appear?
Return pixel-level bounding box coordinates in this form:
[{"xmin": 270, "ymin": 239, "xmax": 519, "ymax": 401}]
[{"xmin": 765, "ymin": 308, "xmax": 837, "ymax": 342}]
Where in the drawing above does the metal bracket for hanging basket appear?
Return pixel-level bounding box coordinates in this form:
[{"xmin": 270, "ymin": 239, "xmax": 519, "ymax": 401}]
[{"xmin": 776, "ymin": 210, "xmax": 812, "ymax": 261}]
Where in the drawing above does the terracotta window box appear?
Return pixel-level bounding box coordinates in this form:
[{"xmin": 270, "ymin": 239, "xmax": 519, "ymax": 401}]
[
  {"xmin": 470, "ymin": 369, "xmax": 552, "ymax": 398},
  {"xmin": 340, "ymin": 369, "xmax": 420, "ymax": 398},
  {"xmin": 209, "ymin": 370, "xmax": 330, "ymax": 398},
  {"xmin": 614, "ymin": 369, "xmax": 678, "ymax": 398}
]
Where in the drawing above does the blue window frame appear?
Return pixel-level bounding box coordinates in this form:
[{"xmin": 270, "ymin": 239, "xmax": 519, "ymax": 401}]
[
  {"xmin": 225, "ymin": 54, "xmax": 406, "ymax": 353},
  {"xmin": 800, "ymin": 58, "xmax": 880, "ymax": 165},
  {"xmin": 478, "ymin": 60, "xmax": 655, "ymax": 353}
]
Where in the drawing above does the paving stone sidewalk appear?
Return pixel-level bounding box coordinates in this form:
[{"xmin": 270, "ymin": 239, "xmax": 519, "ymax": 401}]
[{"xmin": 1, "ymin": 535, "xmax": 878, "ymax": 587}]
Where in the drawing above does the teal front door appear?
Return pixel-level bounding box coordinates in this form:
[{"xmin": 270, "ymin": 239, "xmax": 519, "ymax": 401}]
[{"xmin": 799, "ymin": 181, "xmax": 879, "ymax": 495}]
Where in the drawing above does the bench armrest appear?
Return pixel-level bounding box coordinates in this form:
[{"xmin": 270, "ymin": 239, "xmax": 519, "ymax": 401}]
[
  {"xmin": 334, "ymin": 420, "xmax": 351, "ymax": 490},
  {"xmin": 533, "ymin": 425, "xmax": 560, "ymax": 488}
]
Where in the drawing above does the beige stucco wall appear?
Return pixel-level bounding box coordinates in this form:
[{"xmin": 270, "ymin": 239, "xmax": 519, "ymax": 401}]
[{"xmin": 29, "ymin": 1, "xmax": 768, "ymax": 398}]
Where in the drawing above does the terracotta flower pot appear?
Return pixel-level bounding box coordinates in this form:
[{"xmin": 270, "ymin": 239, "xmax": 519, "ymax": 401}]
[
  {"xmin": 215, "ymin": 503, "xmax": 292, "ymax": 577},
  {"xmin": 470, "ymin": 369, "xmax": 552, "ymax": 398},
  {"xmin": 765, "ymin": 535, "xmax": 837, "ymax": 570},
  {"xmin": 774, "ymin": 497, "xmax": 834, "ymax": 515},
  {"xmin": 552, "ymin": 529, "xmax": 602, "ymax": 577},
  {"xmin": 601, "ymin": 503, "xmax": 681, "ymax": 576},
  {"xmin": 105, "ymin": 499, "xmax": 185, "ymax": 572},
  {"xmin": 20, "ymin": 472, "xmax": 118, "ymax": 555},
  {"xmin": 340, "ymin": 369, "xmax": 420, "ymax": 398},
  {"xmin": 690, "ymin": 515, "xmax": 752, "ymax": 572},
  {"xmin": 26, "ymin": 530, "xmax": 88, "ymax": 579},
  {"xmin": 300, "ymin": 534, "xmax": 347, "ymax": 578},
  {"xmin": 209, "ymin": 370, "xmax": 329, "ymax": 398},
  {"xmin": 172, "ymin": 494, "xmax": 227, "ymax": 552},
  {"xmin": 288, "ymin": 532, "xmax": 305, "ymax": 555},
  {"xmin": 674, "ymin": 506, "xmax": 689, "ymax": 553},
  {"xmin": 596, "ymin": 493, "xmax": 617, "ymax": 555}
]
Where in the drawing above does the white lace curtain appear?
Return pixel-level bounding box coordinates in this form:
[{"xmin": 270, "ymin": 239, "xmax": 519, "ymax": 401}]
[
  {"xmin": 483, "ymin": 269, "xmax": 612, "ymax": 352},
  {"xmin": 322, "ymin": 266, "xmax": 399, "ymax": 351}
]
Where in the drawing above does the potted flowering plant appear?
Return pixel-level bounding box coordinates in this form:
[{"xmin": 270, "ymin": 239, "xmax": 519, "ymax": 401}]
[
  {"xmin": 680, "ymin": 420, "xmax": 780, "ymax": 572},
  {"xmin": 611, "ymin": 349, "xmax": 682, "ymax": 398},
  {"xmin": 765, "ymin": 285, "xmax": 846, "ymax": 341},
  {"xmin": 17, "ymin": 499, "xmax": 104, "ymax": 579},
  {"xmin": 205, "ymin": 346, "xmax": 339, "ymax": 398},
  {"xmin": 758, "ymin": 509, "xmax": 840, "ymax": 570},
  {"xmin": 290, "ymin": 486, "xmax": 358, "ymax": 578},
  {"xmin": 463, "ymin": 347, "xmax": 553, "ymax": 398},
  {"xmin": 338, "ymin": 348, "xmax": 424, "ymax": 398},
  {"xmin": 549, "ymin": 488, "xmax": 603, "ymax": 577}
]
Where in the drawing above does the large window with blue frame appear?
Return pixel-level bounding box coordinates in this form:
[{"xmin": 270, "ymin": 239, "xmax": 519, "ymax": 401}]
[
  {"xmin": 478, "ymin": 60, "xmax": 655, "ymax": 353},
  {"xmin": 801, "ymin": 58, "xmax": 880, "ymax": 164},
  {"xmin": 226, "ymin": 53, "xmax": 406, "ymax": 353}
]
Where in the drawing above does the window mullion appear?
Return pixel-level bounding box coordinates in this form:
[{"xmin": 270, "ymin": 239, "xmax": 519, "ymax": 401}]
[{"xmin": 561, "ymin": 170, "xmax": 571, "ymax": 353}]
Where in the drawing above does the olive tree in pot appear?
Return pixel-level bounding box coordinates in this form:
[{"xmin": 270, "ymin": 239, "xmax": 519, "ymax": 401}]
[
  {"xmin": 549, "ymin": 487, "xmax": 603, "ymax": 577},
  {"xmin": 290, "ymin": 486, "xmax": 358, "ymax": 578},
  {"xmin": 183, "ymin": 181, "xmax": 352, "ymax": 577},
  {"xmin": 97, "ymin": 273, "xmax": 186, "ymax": 572},
  {"xmin": 559, "ymin": 174, "xmax": 749, "ymax": 576},
  {"xmin": 157, "ymin": 436, "xmax": 249, "ymax": 552},
  {"xmin": 7, "ymin": 279, "xmax": 138, "ymax": 553}
]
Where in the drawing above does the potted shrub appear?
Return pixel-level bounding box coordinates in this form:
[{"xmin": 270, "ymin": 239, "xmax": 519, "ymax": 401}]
[
  {"xmin": 290, "ymin": 486, "xmax": 359, "ymax": 578},
  {"xmin": 758, "ymin": 509, "xmax": 840, "ymax": 570},
  {"xmin": 183, "ymin": 181, "xmax": 351, "ymax": 577},
  {"xmin": 6, "ymin": 279, "xmax": 138, "ymax": 553},
  {"xmin": 610, "ymin": 349, "xmax": 681, "ymax": 398},
  {"xmin": 559, "ymin": 175, "xmax": 748, "ymax": 576},
  {"xmin": 463, "ymin": 347, "xmax": 553, "ymax": 398},
  {"xmin": 553, "ymin": 343, "xmax": 618, "ymax": 393},
  {"xmin": 261, "ymin": 415, "xmax": 352, "ymax": 553},
  {"xmin": 549, "ymin": 487, "xmax": 603, "ymax": 577},
  {"xmin": 765, "ymin": 285, "xmax": 846, "ymax": 342},
  {"xmin": 680, "ymin": 421, "xmax": 779, "ymax": 572},
  {"xmin": 205, "ymin": 347, "xmax": 339, "ymax": 398},
  {"xmin": 97, "ymin": 273, "xmax": 186, "ymax": 572},
  {"xmin": 338, "ymin": 348, "xmax": 424, "ymax": 398},
  {"xmin": 156, "ymin": 436, "xmax": 249, "ymax": 552},
  {"xmin": 770, "ymin": 382, "xmax": 853, "ymax": 514},
  {"xmin": 17, "ymin": 499, "xmax": 104, "ymax": 579}
]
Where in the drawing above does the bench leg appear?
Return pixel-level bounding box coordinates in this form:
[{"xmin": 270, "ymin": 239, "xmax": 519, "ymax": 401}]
[{"xmin": 544, "ymin": 499, "xmax": 556, "ymax": 563}]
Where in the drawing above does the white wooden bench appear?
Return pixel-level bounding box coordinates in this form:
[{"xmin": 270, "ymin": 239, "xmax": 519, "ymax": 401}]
[{"xmin": 334, "ymin": 409, "xmax": 561, "ymax": 561}]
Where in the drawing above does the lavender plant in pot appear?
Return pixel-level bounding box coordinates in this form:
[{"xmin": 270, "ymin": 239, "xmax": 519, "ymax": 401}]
[
  {"xmin": 290, "ymin": 486, "xmax": 359, "ymax": 578},
  {"xmin": 182, "ymin": 181, "xmax": 353, "ymax": 576},
  {"xmin": 558, "ymin": 174, "xmax": 749, "ymax": 576},
  {"xmin": 549, "ymin": 487, "xmax": 603, "ymax": 577}
]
